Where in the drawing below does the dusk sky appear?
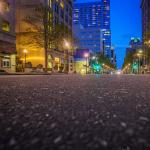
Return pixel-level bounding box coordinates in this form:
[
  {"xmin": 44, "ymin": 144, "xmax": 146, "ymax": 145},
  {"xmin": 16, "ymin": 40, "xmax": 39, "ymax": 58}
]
[{"xmin": 75, "ymin": 0, "xmax": 142, "ymax": 68}]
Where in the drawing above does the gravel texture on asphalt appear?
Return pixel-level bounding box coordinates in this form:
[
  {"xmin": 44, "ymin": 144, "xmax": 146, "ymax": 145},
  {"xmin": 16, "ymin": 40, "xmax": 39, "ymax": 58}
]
[{"xmin": 0, "ymin": 75, "xmax": 150, "ymax": 150}]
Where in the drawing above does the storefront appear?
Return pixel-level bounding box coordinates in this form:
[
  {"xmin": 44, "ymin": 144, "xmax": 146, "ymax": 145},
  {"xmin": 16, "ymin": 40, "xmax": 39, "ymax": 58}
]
[
  {"xmin": 0, "ymin": 52, "xmax": 16, "ymax": 73},
  {"xmin": 47, "ymin": 50, "xmax": 75, "ymax": 73},
  {"xmin": 0, "ymin": 42, "xmax": 16, "ymax": 73}
]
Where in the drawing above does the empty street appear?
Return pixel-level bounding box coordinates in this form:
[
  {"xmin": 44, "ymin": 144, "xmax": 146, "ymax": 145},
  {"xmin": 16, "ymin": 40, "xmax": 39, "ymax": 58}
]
[{"xmin": 0, "ymin": 75, "xmax": 150, "ymax": 150}]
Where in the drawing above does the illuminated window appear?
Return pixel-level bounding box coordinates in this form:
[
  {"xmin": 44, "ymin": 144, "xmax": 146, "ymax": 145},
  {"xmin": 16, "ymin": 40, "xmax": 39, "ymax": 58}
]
[
  {"xmin": 55, "ymin": 57, "xmax": 60, "ymax": 63},
  {"xmin": 2, "ymin": 59, "xmax": 10, "ymax": 68},
  {"xmin": 2, "ymin": 21, "xmax": 10, "ymax": 32}
]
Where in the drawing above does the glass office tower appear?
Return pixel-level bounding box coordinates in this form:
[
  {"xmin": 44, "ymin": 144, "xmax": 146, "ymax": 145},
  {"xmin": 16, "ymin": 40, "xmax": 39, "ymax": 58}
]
[{"xmin": 73, "ymin": 0, "xmax": 111, "ymax": 58}]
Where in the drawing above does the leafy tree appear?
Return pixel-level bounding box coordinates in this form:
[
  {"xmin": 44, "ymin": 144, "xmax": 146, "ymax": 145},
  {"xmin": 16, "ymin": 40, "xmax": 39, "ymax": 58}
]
[
  {"xmin": 17, "ymin": 3, "xmax": 74, "ymax": 71},
  {"xmin": 90, "ymin": 53, "xmax": 116, "ymax": 72},
  {"xmin": 122, "ymin": 51, "xmax": 135, "ymax": 69},
  {"xmin": 97, "ymin": 54, "xmax": 115, "ymax": 68}
]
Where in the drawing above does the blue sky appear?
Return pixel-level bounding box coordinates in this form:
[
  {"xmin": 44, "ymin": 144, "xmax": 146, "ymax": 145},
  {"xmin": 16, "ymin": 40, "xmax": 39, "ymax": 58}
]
[{"xmin": 75, "ymin": 0, "xmax": 142, "ymax": 68}]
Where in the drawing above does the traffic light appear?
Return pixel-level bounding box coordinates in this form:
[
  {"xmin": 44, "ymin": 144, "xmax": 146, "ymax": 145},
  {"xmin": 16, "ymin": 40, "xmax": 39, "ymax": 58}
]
[
  {"xmin": 93, "ymin": 64, "xmax": 102, "ymax": 71},
  {"xmin": 132, "ymin": 62, "xmax": 138, "ymax": 70}
]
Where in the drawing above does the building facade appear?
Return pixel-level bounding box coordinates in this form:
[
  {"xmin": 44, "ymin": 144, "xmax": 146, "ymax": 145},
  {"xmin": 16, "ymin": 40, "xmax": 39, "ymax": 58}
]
[
  {"xmin": 141, "ymin": 0, "xmax": 150, "ymax": 73},
  {"xmin": 74, "ymin": 49, "xmax": 89, "ymax": 74},
  {"xmin": 74, "ymin": 24, "xmax": 102, "ymax": 52},
  {"xmin": 110, "ymin": 47, "xmax": 116, "ymax": 66},
  {"xmin": 124, "ymin": 38, "xmax": 144, "ymax": 74},
  {"xmin": 16, "ymin": 0, "xmax": 74, "ymax": 73},
  {"xmin": 0, "ymin": 0, "xmax": 16, "ymax": 73},
  {"xmin": 141, "ymin": 0, "xmax": 150, "ymax": 43},
  {"xmin": 73, "ymin": 0, "xmax": 111, "ymax": 57},
  {"xmin": 126, "ymin": 38, "xmax": 142, "ymax": 55}
]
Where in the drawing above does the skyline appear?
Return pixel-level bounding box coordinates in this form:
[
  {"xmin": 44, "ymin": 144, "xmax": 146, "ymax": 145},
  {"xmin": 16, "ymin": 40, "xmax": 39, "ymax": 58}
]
[
  {"xmin": 75, "ymin": 0, "xmax": 142, "ymax": 68},
  {"xmin": 73, "ymin": 0, "xmax": 112, "ymax": 60}
]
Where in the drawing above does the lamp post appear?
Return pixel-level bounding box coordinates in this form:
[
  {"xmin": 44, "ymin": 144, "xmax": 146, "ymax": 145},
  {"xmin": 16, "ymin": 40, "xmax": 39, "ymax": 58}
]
[
  {"xmin": 84, "ymin": 53, "xmax": 89, "ymax": 74},
  {"xmin": 91, "ymin": 56, "xmax": 96, "ymax": 74},
  {"xmin": 92, "ymin": 56, "xmax": 96, "ymax": 60},
  {"xmin": 137, "ymin": 50, "xmax": 143, "ymax": 74},
  {"xmin": 64, "ymin": 39, "xmax": 70, "ymax": 73},
  {"xmin": 64, "ymin": 40, "xmax": 70, "ymax": 49},
  {"xmin": 102, "ymin": 63, "xmax": 105, "ymax": 74},
  {"xmin": 23, "ymin": 49, "xmax": 28, "ymax": 68}
]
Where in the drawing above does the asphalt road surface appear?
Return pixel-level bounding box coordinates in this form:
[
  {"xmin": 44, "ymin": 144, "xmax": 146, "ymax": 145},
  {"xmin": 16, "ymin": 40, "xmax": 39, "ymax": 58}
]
[{"xmin": 0, "ymin": 74, "xmax": 150, "ymax": 150}]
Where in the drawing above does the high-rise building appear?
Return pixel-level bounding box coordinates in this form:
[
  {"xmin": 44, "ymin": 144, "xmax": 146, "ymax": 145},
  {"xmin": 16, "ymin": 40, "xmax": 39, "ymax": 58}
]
[
  {"xmin": 141, "ymin": 0, "xmax": 150, "ymax": 43},
  {"xmin": 73, "ymin": 0, "xmax": 111, "ymax": 57},
  {"xmin": 16, "ymin": 0, "xmax": 74, "ymax": 73},
  {"xmin": 126, "ymin": 38, "xmax": 142, "ymax": 55},
  {"xmin": 129, "ymin": 38, "xmax": 142, "ymax": 48},
  {"xmin": 110, "ymin": 47, "xmax": 116, "ymax": 66},
  {"xmin": 73, "ymin": 24, "xmax": 102, "ymax": 52},
  {"xmin": 0, "ymin": 0, "xmax": 16, "ymax": 73},
  {"xmin": 141, "ymin": 0, "xmax": 150, "ymax": 73}
]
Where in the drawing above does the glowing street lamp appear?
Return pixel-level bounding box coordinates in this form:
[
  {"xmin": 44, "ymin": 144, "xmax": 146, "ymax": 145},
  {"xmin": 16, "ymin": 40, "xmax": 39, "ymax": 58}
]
[
  {"xmin": 84, "ymin": 53, "xmax": 89, "ymax": 74},
  {"xmin": 136, "ymin": 50, "xmax": 143, "ymax": 74},
  {"xmin": 147, "ymin": 40, "xmax": 150, "ymax": 47},
  {"xmin": 23, "ymin": 49, "xmax": 28, "ymax": 68},
  {"xmin": 84, "ymin": 53, "xmax": 89, "ymax": 58},
  {"xmin": 138, "ymin": 50, "xmax": 143, "ymax": 54},
  {"xmin": 92, "ymin": 56, "xmax": 96, "ymax": 60},
  {"xmin": 64, "ymin": 40, "xmax": 70, "ymax": 49},
  {"xmin": 63, "ymin": 40, "xmax": 71, "ymax": 73}
]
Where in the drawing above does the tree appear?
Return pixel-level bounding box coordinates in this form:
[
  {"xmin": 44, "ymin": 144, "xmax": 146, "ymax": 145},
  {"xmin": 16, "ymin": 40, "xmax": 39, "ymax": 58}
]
[
  {"xmin": 122, "ymin": 51, "xmax": 135, "ymax": 70},
  {"xmin": 90, "ymin": 53, "xmax": 116, "ymax": 73},
  {"xmin": 97, "ymin": 54, "xmax": 115, "ymax": 68},
  {"xmin": 17, "ymin": 2, "xmax": 74, "ymax": 72},
  {"xmin": 16, "ymin": 3, "xmax": 51, "ymax": 71}
]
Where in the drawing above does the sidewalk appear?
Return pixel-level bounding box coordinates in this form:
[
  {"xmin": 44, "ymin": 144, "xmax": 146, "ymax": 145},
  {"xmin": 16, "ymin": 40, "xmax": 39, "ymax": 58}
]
[{"xmin": 0, "ymin": 72, "xmax": 69, "ymax": 76}]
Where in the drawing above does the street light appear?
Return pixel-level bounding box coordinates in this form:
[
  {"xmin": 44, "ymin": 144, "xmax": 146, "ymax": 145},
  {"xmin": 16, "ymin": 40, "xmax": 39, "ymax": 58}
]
[
  {"xmin": 123, "ymin": 63, "xmax": 131, "ymax": 74},
  {"xmin": 64, "ymin": 40, "xmax": 70, "ymax": 49},
  {"xmin": 146, "ymin": 40, "xmax": 150, "ymax": 47},
  {"xmin": 102, "ymin": 63, "xmax": 105, "ymax": 74},
  {"xmin": 23, "ymin": 49, "xmax": 28, "ymax": 68},
  {"xmin": 84, "ymin": 53, "xmax": 89, "ymax": 74},
  {"xmin": 92, "ymin": 56, "xmax": 96, "ymax": 60},
  {"xmin": 64, "ymin": 40, "xmax": 71, "ymax": 73},
  {"xmin": 136, "ymin": 51, "xmax": 143, "ymax": 74},
  {"xmin": 138, "ymin": 50, "xmax": 143, "ymax": 54},
  {"xmin": 84, "ymin": 53, "xmax": 89, "ymax": 58}
]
